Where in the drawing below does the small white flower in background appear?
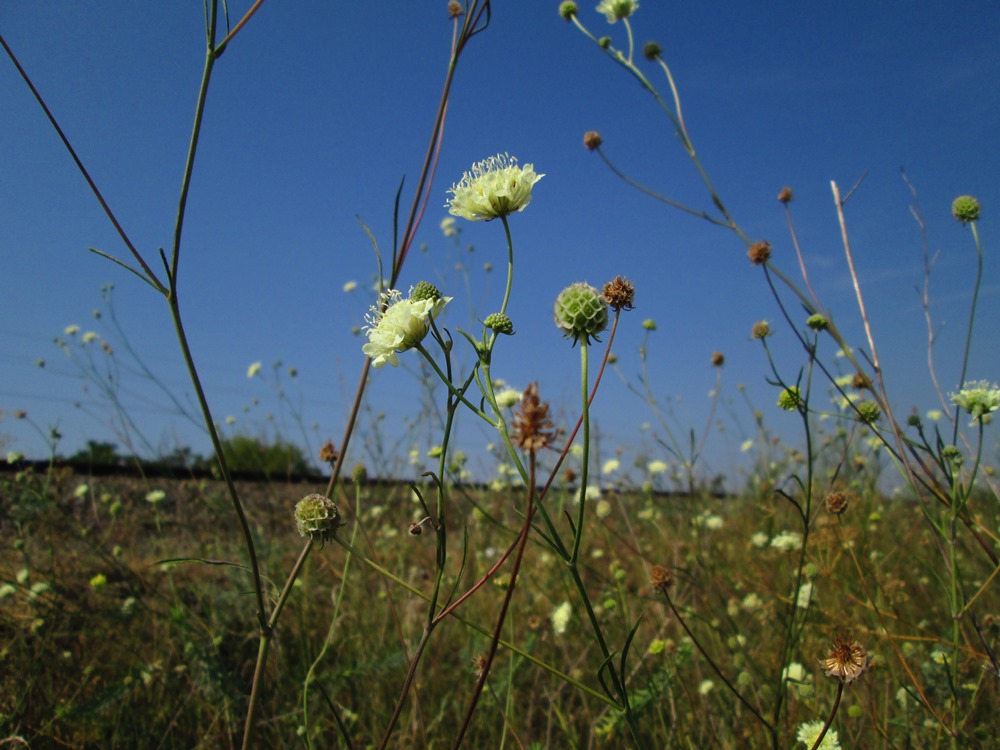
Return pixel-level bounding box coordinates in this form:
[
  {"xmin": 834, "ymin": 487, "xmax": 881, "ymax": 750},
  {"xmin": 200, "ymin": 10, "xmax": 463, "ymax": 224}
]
[
  {"xmin": 596, "ymin": 0, "xmax": 639, "ymax": 24},
  {"xmin": 698, "ymin": 679, "xmax": 714, "ymax": 696},
  {"xmin": 6, "ymin": 452, "xmax": 23, "ymax": 464},
  {"xmin": 647, "ymin": 460, "xmax": 668, "ymax": 475},
  {"xmin": 342, "ymin": 280, "xmax": 358, "ymax": 293},
  {"xmin": 796, "ymin": 720, "xmax": 840, "ymax": 749},
  {"xmin": 447, "ymin": 153, "xmax": 543, "ymax": 222},
  {"xmin": 796, "ymin": 582, "xmax": 814, "ymax": 609},
  {"xmin": 494, "ymin": 387, "xmax": 522, "ymax": 410},
  {"xmin": 751, "ymin": 532, "xmax": 769, "ymax": 548},
  {"xmin": 783, "ymin": 662, "xmax": 806, "ymax": 683},
  {"xmin": 926, "ymin": 409, "xmax": 943, "ymax": 422},
  {"xmin": 247, "ymin": 361, "xmax": 262, "ymax": 378},
  {"xmin": 64, "ymin": 324, "xmax": 80, "ymax": 336},
  {"xmin": 81, "ymin": 331, "xmax": 99, "ymax": 344},
  {"xmin": 602, "ymin": 458, "xmax": 620, "ymax": 475},
  {"xmin": 440, "ymin": 216, "xmax": 458, "ymax": 238},
  {"xmin": 595, "ymin": 499, "xmax": 612, "ymax": 519},
  {"xmin": 770, "ymin": 530, "xmax": 803, "ymax": 551},
  {"xmin": 742, "ymin": 592, "xmax": 763, "ymax": 611},
  {"xmin": 950, "ymin": 380, "xmax": 1000, "ymax": 422},
  {"xmin": 74, "ymin": 483, "xmax": 89, "ymax": 498},
  {"xmin": 225, "ymin": 415, "xmax": 236, "ymax": 425},
  {"xmin": 551, "ymin": 600, "xmax": 572, "ymax": 635},
  {"xmin": 704, "ymin": 515, "xmax": 724, "ymax": 531},
  {"xmin": 575, "ymin": 485, "xmax": 602, "ymax": 504},
  {"xmin": 362, "ymin": 286, "xmax": 451, "ymax": 368},
  {"xmin": 740, "ymin": 439, "xmax": 754, "ymax": 453},
  {"xmin": 146, "ymin": 489, "xmax": 166, "ymax": 504}
]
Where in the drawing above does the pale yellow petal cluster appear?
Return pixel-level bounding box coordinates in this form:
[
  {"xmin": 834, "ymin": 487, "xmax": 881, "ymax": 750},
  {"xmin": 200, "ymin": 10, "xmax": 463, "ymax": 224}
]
[{"xmin": 447, "ymin": 153, "xmax": 543, "ymax": 221}]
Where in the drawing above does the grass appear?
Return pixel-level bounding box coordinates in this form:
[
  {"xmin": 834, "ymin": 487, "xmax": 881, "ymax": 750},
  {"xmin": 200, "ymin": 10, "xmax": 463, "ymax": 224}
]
[{"xmin": 2, "ymin": 467, "xmax": 997, "ymax": 748}]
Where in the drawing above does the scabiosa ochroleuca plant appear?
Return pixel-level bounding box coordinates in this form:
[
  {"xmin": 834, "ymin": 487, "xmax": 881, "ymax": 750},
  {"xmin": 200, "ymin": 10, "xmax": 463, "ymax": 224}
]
[
  {"xmin": 554, "ymin": 282, "xmax": 609, "ymax": 345},
  {"xmin": 361, "ymin": 283, "xmax": 450, "ymax": 368}
]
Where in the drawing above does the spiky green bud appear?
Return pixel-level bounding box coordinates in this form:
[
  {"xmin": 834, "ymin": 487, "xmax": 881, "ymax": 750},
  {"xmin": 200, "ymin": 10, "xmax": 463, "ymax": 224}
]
[
  {"xmin": 806, "ymin": 313, "xmax": 829, "ymax": 331},
  {"xmin": 558, "ymin": 1, "xmax": 578, "ymax": 20},
  {"xmin": 856, "ymin": 400, "xmax": 881, "ymax": 425},
  {"xmin": 484, "ymin": 312, "xmax": 514, "ymax": 335},
  {"xmin": 411, "ymin": 281, "xmax": 442, "ymax": 302},
  {"xmin": 777, "ymin": 386, "xmax": 801, "ymax": 411}
]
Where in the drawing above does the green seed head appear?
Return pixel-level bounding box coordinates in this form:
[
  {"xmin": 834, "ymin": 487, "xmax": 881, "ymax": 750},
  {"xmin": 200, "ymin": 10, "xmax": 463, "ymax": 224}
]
[
  {"xmin": 751, "ymin": 320, "xmax": 771, "ymax": 339},
  {"xmin": 411, "ymin": 281, "xmax": 442, "ymax": 302},
  {"xmin": 777, "ymin": 386, "xmax": 801, "ymax": 411},
  {"xmin": 484, "ymin": 312, "xmax": 515, "ymax": 335},
  {"xmin": 558, "ymin": 1, "xmax": 578, "ymax": 20},
  {"xmin": 554, "ymin": 283, "xmax": 609, "ymax": 345},
  {"xmin": 856, "ymin": 400, "xmax": 881, "ymax": 425},
  {"xmin": 643, "ymin": 41, "xmax": 662, "ymax": 60},
  {"xmin": 951, "ymin": 195, "xmax": 980, "ymax": 223},
  {"xmin": 806, "ymin": 313, "xmax": 829, "ymax": 331},
  {"xmin": 294, "ymin": 494, "xmax": 342, "ymax": 541}
]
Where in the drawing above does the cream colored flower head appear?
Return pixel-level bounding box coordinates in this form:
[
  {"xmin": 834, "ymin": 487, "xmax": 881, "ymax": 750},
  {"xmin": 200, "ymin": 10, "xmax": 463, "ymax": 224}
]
[
  {"xmin": 596, "ymin": 0, "xmax": 638, "ymax": 23},
  {"xmin": 447, "ymin": 153, "xmax": 544, "ymax": 221},
  {"xmin": 950, "ymin": 380, "xmax": 1000, "ymax": 422},
  {"xmin": 362, "ymin": 287, "xmax": 451, "ymax": 368}
]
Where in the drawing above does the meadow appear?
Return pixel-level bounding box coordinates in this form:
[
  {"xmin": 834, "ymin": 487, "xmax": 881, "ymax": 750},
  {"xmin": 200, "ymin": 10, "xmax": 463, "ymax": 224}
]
[{"xmin": 2, "ymin": 2, "xmax": 999, "ymax": 748}]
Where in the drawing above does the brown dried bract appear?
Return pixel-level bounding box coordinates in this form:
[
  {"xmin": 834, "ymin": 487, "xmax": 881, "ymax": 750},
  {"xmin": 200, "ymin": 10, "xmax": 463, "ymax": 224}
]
[
  {"xmin": 603, "ymin": 276, "xmax": 635, "ymax": 312},
  {"xmin": 511, "ymin": 383, "xmax": 555, "ymax": 454}
]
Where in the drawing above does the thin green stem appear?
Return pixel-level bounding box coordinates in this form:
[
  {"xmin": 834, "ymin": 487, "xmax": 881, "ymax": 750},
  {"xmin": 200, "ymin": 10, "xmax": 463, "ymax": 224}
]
[{"xmin": 950, "ymin": 222, "xmax": 983, "ymax": 447}]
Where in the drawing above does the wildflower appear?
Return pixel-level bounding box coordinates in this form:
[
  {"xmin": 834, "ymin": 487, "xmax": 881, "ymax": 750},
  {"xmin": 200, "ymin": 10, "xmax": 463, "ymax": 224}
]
[
  {"xmin": 145, "ymin": 489, "xmax": 166, "ymax": 504},
  {"xmin": 64, "ymin": 324, "xmax": 80, "ymax": 336},
  {"xmin": 751, "ymin": 320, "xmax": 771, "ymax": 339},
  {"xmin": 796, "ymin": 720, "xmax": 840, "ymax": 750},
  {"xmin": 777, "ymin": 386, "xmax": 802, "ymax": 411},
  {"xmin": 247, "ymin": 361, "xmax": 262, "ymax": 378},
  {"xmin": 698, "ymin": 679, "xmax": 714, "ymax": 696},
  {"xmin": 89, "ymin": 573, "xmax": 108, "ymax": 591},
  {"xmin": 806, "ymin": 314, "xmax": 828, "ymax": 331},
  {"xmin": 74, "ymin": 483, "xmax": 89, "ymax": 499},
  {"xmin": 551, "ymin": 600, "xmax": 572, "ymax": 635},
  {"xmin": 559, "ymin": 1, "xmax": 578, "ymax": 20},
  {"xmin": 777, "ymin": 186, "xmax": 793, "ymax": 203},
  {"xmin": 926, "ymin": 409, "xmax": 943, "ymax": 422},
  {"xmin": 448, "ymin": 1, "xmax": 462, "ymax": 19},
  {"xmin": 711, "ymin": 351, "xmax": 724, "ymax": 367},
  {"xmin": 704, "ymin": 515, "xmax": 724, "ymax": 530},
  {"xmin": 950, "ymin": 380, "xmax": 1000, "ymax": 421},
  {"xmin": 602, "ymin": 458, "xmax": 620, "ymax": 475},
  {"xmin": 951, "ymin": 195, "xmax": 980, "ymax": 223},
  {"xmin": 770, "ymin": 530, "xmax": 803, "ymax": 551},
  {"xmin": 643, "ymin": 41, "xmax": 662, "ymax": 60},
  {"xmin": 583, "ymin": 130, "xmax": 603, "ymax": 149},
  {"xmin": 362, "ymin": 286, "xmax": 451, "ymax": 368},
  {"xmin": 596, "ymin": 0, "xmax": 638, "ymax": 23},
  {"xmin": 511, "ymin": 383, "xmax": 555, "ymax": 453},
  {"xmin": 740, "ymin": 439, "xmax": 754, "ymax": 453},
  {"xmin": 484, "ymin": 312, "xmax": 514, "ymax": 335},
  {"xmin": 783, "ymin": 662, "xmax": 806, "ymax": 683},
  {"xmin": 494, "ymin": 387, "xmax": 521, "ymax": 410},
  {"xmin": 294, "ymin": 494, "xmax": 343, "ymax": 541},
  {"xmin": 747, "ymin": 240, "xmax": 772, "ymax": 265},
  {"xmin": 751, "ymin": 532, "xmax": 769, "ymax": 547},
  {"xmin": 81, "ymin": 331, "xmax": 99, "ymax": 344},
  {"xmin": 642, "ymin": 318, "xmax": 656, "ymax": 331},
  {"xmin": 440, "ymin": 217, "xmax": 458, "ymax": 238},
  {"xmin": 6, "ymin": 451, "xmax": 23, "ymax": 464},
  {"xmin": 351, "ymin": 463, "xmax": 368, "ymax": 483},
  {"xmin": 742, "ymin": 592, "xmax": 763, "ymax": 611},
  {"xmin": 822, "ymin": 635, "xmax": 872, "ymax": 684},
  {"xmin": 342, "ymin": 280, "xmax": 358, "ymax": 293},
  {"xmin": 447, "ymin": 153, "xmax": 543, "ymax": 221},
  {"xmin": 647, "ymin": 460, "xmax": 668, "ymax": 475},
  {"xmin": 602, "ymin": 275, "xmax": 635, "ymax": 311},
  {"xmin": 796, "ymin": 582, "xmax": 814, "ymax": 609},
  {"xmin": 554, "ymin": 282, "xmax": 609, "ymax": 345},
  {"xmin": 595, "ymin": 499, "xmax": 612, "ymax": 518}
]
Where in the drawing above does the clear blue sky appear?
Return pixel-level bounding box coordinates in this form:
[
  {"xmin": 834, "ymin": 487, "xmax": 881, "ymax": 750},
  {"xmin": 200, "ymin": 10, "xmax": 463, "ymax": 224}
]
[{"xmin": 2, "ymin": 2, "xmax": 998, "ymax": 484}]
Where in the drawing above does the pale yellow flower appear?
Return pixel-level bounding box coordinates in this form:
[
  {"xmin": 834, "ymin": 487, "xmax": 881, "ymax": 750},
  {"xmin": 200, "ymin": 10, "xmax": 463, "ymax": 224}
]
[
  {"xmin": 247, "ymin": 361, "xmax": 262, "ymax": 378},
  {"xmin": 596, "ymin": 0, "xmax": 638, "ymax": 23},
  {"xmin": 447, "ymin": 153, "xmax": 543, "ymax": 221},
  {"xmin": 362, "ymin": 287, "xmax": 451, "ymax": 368},
  {"xmin": 551, "ymin": 600, "xmax": 572, "ymax": 635}
]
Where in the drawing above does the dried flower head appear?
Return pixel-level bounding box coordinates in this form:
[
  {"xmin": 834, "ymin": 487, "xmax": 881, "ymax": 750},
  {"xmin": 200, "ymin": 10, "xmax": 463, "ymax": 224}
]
[
  {"xmin": 711, "ymin": 351, "xmax": 725, "ymax": 367},
  {"xmin": 747, "ymin": 240, "xmax": 772, "ymax": 265},
  {"xmin": 825, "ymin": 491, "xmax": 850, "ymax": 515},
  {"xmin": 583, "ymin": 130, "xmax": 603, "ymax": 150},
  {"xmin": 951, "ymin": 195, "xmax": 980, "ymax": 223},
  {"xmin": 554, "ymin": 282, "xmax": 609, "ymax": 345},
  {"xmin": 751, "ymin": 320, "xmax": 771, "ymax": 339},
  {"xmin": 650, "ymin": 565, "xmax": 673, "ymax": 592},
  {"xmin": 852, "ymin": 372, "xmax": 871, "ymax": 391},
  {"xmin": 511, "ymin": 383, "xmax": 555, "ymax": 454},
  {"xmin": 447, "ymin": 153, "xmax": 544, "ymax": 221},
  {"xmin": 318, "ymin": 440, "xmax": 338, "ymax": 465},
  {"xmin": 294, "ymin": 494, "xmax": 343, "ymax": 541},
  {"xmin": 777, "ymin": 186, "xmax": 793, "ymax": 203},
  {"xmin": 602, "ymin": 275, "xmax": 635, "ymax": 311},
  {"xmin": 596, "ymin": 0, "xmax": 638, "ymax": 23},
  {"xmin": 447, "ymin": 0, "xmax": 462, "ymax": 18},
  {"xmin": 822, "ymin": 635, "xmax": 872, "ymax": 684}
]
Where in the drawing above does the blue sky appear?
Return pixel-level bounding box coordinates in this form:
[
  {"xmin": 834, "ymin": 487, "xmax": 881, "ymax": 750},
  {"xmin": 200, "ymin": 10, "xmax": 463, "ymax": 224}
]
[{"xmin": 2, "ymin": 2, "xmax": 998, "ymax": 484}]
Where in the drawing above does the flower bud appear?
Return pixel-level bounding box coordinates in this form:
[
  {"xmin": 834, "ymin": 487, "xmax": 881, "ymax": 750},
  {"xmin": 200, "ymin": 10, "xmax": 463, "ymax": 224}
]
[
  {"xmin": 411, "ymin": 280, "xmax": 442, "ymax": 302},
  {"xmin": 484, "ymin": 312, "xmax": 515, "ymax": 335},
  {"xmin": 583, "ymin": 130, "xmax": 603, "ymax": 150},
  {"xmin": 643, "ymin": 41, "xmax": 662, "ymax": 60},
  {"xmin": 747, "ymin": 240, "xmax": 772, "ymax": 265},
  {"xmin": 558, "ymin": 1, "xmax": 578, "ymax": 20},
  {"xmin": 806, "ymin": 314, "xmax": 828, "ymax": 331},
  {"xmin": 951, "ymin": 195, "xmax": 980, "ymax": 223}
]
